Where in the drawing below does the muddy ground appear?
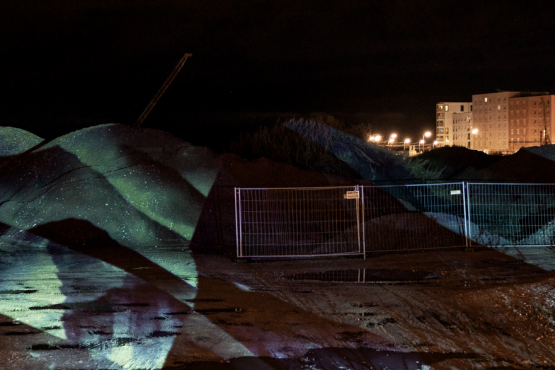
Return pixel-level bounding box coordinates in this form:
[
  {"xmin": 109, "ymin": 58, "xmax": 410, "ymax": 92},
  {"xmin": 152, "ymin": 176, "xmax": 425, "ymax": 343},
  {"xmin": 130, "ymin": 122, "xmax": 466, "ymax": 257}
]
[{"xmin": 2, "ymin": 238, "xmax": 555, "ymax": 370}]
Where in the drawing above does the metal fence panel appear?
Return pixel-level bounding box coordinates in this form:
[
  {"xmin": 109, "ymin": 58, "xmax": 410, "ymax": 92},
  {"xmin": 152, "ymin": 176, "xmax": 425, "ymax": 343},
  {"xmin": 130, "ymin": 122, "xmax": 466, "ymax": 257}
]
[
  {"xmin": 235, "ymin": 187, "xmax": 363, "ymax": 258},
  {"xmin": 361, "ymin": 183, "xmax": 468, "ymax": 252},
  {"xmin": 467, "ymin": 183, "xmax": 555, "ymax": 247}
]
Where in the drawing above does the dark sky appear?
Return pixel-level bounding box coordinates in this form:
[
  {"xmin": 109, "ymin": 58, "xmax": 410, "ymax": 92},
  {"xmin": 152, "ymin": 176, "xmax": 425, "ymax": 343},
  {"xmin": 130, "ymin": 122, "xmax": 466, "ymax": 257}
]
[{"xmin": 2, "ymin": 0, "xmax": 555, "ymax": 148}]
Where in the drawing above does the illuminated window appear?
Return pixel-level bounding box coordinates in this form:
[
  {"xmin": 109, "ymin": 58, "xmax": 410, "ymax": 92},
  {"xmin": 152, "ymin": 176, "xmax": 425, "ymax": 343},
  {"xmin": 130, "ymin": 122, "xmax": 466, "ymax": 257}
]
[
  {"xmin": 485, "ymin": 97, "xmax": 488, "ymax": 103},
  {"xmin": 517, "ymin": 129, "xmax": 519, "ymax": 134},
  {"xmin": 511, "ymin": 129, "xmax": 514, "ymax": 134},
  {"xmin": 445, "ymin": 105, "xmax": 449, "ymax": 112},
  {"xmin": 498, "ymin": 105, "xmax": 501, "ymax": 110}
]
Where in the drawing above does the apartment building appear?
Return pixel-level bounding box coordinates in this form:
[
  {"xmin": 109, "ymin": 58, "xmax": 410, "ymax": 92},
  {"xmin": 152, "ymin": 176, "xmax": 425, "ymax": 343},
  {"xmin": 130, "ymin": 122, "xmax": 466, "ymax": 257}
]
[
  {"xmin": 452, "ymin": 112, "xmax": 474, "ymax": 148},
  {"xmin": 471, "ymin": 91, "xmax": 520, "ymax": 154},
  {"xmin": 508, "ymin": 94, "xmax": 555, "ymax": 151},
  {"xmin": 435, "ymin": 102, "xmax": 472, "ymax": 146}
]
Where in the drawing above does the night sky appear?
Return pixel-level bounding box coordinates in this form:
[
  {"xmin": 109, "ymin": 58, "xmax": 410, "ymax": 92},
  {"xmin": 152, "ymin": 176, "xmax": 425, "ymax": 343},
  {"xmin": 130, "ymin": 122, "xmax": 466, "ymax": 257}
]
[{"xmin": 2, "ymin": 1, "xmax": 555, "ymax": 149}]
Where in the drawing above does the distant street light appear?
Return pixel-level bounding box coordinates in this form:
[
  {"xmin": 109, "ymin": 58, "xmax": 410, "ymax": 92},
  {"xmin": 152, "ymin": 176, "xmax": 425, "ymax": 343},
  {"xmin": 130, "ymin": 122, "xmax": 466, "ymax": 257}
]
[
  {"xmin": 419, "ymin": 139, "xmax": 425, "ymax": 152},
  {"xmin": 404, "ymin": 138, "xmax": 410, "ymax": 150},
  {"xmin": 368, "ymin": 135, "xmax": 375, "ymax": 142},
  {"xmin": 421, "ymin": 131, "xmax": 432, "ymax": 152},
  {"xmin": 470, "ymin": 128, "xmax": 478, "ymax": 148},
  {"xmin": 374, "ymin": 135, "xmax": 382, "ymax": 142}
]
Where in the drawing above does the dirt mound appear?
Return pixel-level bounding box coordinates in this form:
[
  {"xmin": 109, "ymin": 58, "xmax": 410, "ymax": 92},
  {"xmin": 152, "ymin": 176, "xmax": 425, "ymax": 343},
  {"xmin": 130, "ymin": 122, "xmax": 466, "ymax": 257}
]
[
  {"xmin": 0, "ymin": 126, "xmax": 43, "ymax": 156},
  {"xmin": 418, "ymin": 146, "xmax": 503, "ymax": 179},
  {"xmin": 453, "ymin": 148, "xmax": 555, "ymax": 183},
  {"xmin": 0, "ymin": 124, "xmax": 216, "ymax": 247},
  {"xmin": 191, "ymin": 153, "xmax": 374, "ymax": 252}
]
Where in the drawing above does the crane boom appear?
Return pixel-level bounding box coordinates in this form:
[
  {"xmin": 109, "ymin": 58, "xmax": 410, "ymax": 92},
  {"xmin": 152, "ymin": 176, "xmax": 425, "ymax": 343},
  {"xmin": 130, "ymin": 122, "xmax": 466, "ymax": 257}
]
[{"xmin": 134, "ymin": 53, "xmax": 192, "ymax": 128}]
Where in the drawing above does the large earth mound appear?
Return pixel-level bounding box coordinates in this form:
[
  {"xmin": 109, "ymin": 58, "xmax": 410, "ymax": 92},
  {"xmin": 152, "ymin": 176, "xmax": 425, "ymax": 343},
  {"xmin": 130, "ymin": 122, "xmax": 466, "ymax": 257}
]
[
  {"xmin": 0, "ymin": 124, "xmax": 216, "ymax": 248},
  {"xmin": 0, "ymin": 124, "xmax": 375, "ymax": 253}
]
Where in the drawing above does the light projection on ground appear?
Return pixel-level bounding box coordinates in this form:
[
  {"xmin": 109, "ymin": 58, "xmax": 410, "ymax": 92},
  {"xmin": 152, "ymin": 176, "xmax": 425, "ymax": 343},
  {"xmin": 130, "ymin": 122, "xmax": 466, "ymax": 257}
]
[{"xmin": 0, "ymin": 124, "xmax": 255, "ymax": 369}]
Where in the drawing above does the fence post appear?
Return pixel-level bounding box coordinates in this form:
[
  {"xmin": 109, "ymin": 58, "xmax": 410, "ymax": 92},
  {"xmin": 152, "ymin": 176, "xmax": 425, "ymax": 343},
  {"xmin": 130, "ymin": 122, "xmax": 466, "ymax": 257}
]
[
  {"xmin": 462, "ymin": 182, "xmax": 469, "ymax": 248},
  {"xmin": 465, "ymin": 183, "xmax": 472, "ymax": 247},
  {"xmin": 234, "ymin": 188, "xmax": 242, "ymax": 258},
  {"xmin": 359, "ymin": 185, "xmax": 366, "ymax": 259}
]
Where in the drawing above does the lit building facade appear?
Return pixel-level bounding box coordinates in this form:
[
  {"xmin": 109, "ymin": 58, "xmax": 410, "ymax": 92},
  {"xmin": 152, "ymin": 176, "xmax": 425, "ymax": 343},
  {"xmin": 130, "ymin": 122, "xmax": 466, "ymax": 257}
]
[
  {"xmin": 471, "ymin": 91, "xmax": 520, "ymax": 154},
  {"xmin": 508, "ymin": 94, "xmax": 555, "ymax": 151},
  {"xmin": 435, "ymin": 102, "xmax": 472, "ymax": 146},
  {"xmin": 452, "ymin": 112, "xmax": 474, "ymax": 148}
]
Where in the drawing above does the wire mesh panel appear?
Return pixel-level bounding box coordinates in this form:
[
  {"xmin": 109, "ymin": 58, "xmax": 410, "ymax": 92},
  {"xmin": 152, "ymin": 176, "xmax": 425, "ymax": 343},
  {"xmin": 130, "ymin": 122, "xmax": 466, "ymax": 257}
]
[
  {"xmin": 467, "ymin": 183, "xmax": 555, "ymax": 247},
  {"xmin": 361, "ymin": 183, "xmax": 468, "ymax": 252},
  {"xmin": 235, "ymin": 187, "xmax": 362, "ymax": 258}
]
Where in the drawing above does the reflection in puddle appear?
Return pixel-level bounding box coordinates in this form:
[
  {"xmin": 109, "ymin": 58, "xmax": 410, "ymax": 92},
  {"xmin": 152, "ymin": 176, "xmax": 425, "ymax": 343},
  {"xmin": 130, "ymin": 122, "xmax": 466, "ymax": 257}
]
[{"xmin": 286, "ymin": 269, "xmax": 439, "ymax": 284}]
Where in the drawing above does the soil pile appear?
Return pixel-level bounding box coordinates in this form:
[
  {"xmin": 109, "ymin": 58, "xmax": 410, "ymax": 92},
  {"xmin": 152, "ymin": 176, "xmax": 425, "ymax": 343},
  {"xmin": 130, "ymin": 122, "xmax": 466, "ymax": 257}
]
[
  {"xmin": 0, "ymin": 124, "xmax": 374, "ymax": 253},
  {"xmin": 0, "ymin": 127, "xmax": 43, "ymax": 157},
  {"xmin": 417, "ymin": 146, "xmax": 503, "ymax": 179},
  {"xmin": 453, "ymin": 145, "xmax": 555, "ymax": 182},
  {"xmin": 0, "ymin": 124, "xmax": 214, "ymax": 247}
]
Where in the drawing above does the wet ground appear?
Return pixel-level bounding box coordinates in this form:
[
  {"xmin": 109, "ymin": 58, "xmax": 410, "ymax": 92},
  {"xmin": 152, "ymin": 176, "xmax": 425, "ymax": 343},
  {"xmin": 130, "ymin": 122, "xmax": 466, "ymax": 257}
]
[{"xmin": 2, "ymin": 233, "xmax": 555, "ymax": 369}]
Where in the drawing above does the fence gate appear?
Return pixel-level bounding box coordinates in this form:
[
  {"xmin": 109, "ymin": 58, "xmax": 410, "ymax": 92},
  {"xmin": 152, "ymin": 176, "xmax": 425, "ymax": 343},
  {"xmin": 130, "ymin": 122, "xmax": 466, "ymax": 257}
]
[
  {"xmin": 235, "ymin": 187, "xmax": 364, "ymax": 258},
  {"xmin": 361, "ymin": 183, "xmax": 468, "ymax": 252},
  {"xmin": 467, "ymin": 183, "xmax": 555, "ymax": 247}
]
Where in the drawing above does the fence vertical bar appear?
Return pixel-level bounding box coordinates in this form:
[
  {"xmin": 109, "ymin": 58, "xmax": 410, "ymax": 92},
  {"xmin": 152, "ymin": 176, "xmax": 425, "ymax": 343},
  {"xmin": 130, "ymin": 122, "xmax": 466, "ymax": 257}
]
[
  {"xmin": 466, "ymin": 183, "xmax": 472, "ymax": 247},
  {"xmin": 234, "ymin": 188, "xmax": 241, "ymax": 258},
  {"xmin": 462, "ymin": 182, "xmax": 469, "ymax": 248},
  {"xmin": 359, "ymin": 185, "xmax": 366, "ymax": 259}
]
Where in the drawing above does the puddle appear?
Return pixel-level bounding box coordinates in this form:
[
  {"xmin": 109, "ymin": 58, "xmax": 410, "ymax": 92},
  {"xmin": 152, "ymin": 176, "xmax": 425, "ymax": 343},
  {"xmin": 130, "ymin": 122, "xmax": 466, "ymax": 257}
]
[
  {"xmin": 286, "ymin": 269, "xmax": 439, "ymax": 284},
  {"xmin": 174, "ymin": 346, "xmax": 479, "ymax": 369}
]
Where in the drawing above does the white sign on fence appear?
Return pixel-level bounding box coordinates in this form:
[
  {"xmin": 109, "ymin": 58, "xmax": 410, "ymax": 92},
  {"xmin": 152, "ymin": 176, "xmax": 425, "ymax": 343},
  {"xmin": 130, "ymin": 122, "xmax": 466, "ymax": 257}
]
[{"xmin": 344, "ymin": 191, "xmax": 360, "ymax": 199}]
